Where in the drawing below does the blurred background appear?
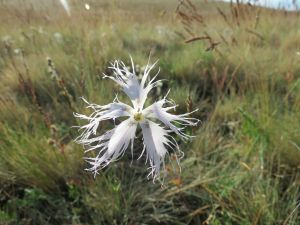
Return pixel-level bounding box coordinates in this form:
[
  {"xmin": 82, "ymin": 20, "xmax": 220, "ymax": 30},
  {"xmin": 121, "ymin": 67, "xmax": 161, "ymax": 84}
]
[
  {"xmin": 1, "ymin": 0, "xmax": 300, "ymax": 224},
  {"xmin": 221, "ymin": 0, "xmax": 300, "ymax": 11}
]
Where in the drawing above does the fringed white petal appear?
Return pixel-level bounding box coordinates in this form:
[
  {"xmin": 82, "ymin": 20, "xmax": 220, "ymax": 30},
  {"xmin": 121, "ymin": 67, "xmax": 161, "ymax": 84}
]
[
  {"xmin": 104, "ymin": 59, "xmax": 141, "ymax": 109},
  {"xmin": 140, "ymin": 120, "xmax": 178, "ymax": 180},
  {"xmin": 104, "ymin": 58, "xmax": 161, "ymax": 109},
  {"xmin": 74, "ymin": 97, "xmax": 132, "ymax": 143},
  {"xmin": 144, "ymin": 97, "xmax": 199, "ymax": 140},
  {"xmin": 138, "ymin": 60, "xmax": 163, "ymax": 108},
  {"xmin": 84, "ymin": 118, "xmax": 137, "ymax": 175}
]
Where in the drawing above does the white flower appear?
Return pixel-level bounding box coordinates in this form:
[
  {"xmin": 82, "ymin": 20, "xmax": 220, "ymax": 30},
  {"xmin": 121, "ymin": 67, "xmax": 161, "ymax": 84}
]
[
  {"xmin": 74, "ymin": 58, "xmax": 199, "ymax": 180},
  {"xmin": 59, "ymin": 0, "xmax": 71, "ymax": 16}
]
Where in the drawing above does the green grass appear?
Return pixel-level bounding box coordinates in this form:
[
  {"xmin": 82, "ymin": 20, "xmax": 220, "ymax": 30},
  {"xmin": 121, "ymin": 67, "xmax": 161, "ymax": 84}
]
[{"xmin": 0, "ymin": 0, "xmax": 300, "ymax": 224}]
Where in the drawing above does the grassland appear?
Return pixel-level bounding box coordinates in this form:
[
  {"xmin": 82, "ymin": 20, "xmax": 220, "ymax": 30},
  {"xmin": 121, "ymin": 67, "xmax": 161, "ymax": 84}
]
[{"xmin": 0, "ymin": 0, "xmax": 300, "ymax": 224}]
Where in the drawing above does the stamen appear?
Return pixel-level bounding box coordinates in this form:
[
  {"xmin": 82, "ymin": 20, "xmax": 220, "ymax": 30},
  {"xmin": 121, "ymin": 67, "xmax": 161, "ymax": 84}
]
[{"xmin": 134, "ymin": 112, "xmax": 143, "ymax": 121}]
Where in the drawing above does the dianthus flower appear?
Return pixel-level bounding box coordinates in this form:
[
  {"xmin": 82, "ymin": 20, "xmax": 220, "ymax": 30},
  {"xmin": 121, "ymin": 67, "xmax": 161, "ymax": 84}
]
[{"xmin": 74, "ymin": 58, "xmax": 198, "ymax": 180}]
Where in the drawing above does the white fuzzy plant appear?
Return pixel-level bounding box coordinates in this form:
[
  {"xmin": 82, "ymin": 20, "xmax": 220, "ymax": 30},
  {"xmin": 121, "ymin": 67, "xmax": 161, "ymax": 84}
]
[{"xmin": 74, "ymin": 58, "xmax": 199, "ymax": 181}]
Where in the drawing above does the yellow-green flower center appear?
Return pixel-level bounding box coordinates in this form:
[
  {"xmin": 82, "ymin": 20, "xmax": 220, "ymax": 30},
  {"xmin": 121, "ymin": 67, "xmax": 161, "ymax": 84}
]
[{"xmin": 134, "ymin": 112, "xmax": 143, "ymax": 122}]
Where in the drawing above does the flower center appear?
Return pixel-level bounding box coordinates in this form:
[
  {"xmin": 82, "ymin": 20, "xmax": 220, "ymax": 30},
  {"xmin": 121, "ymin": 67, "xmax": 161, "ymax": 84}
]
[{"xmin": 133, "ymin": 112, "xmax": 143, "ymax": 122}]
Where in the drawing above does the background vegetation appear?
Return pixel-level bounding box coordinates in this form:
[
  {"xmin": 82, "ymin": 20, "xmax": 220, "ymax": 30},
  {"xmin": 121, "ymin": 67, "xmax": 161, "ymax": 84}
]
[{"xmin": 0, "ymin": 0, "xmax": 300, "ymax": 224}]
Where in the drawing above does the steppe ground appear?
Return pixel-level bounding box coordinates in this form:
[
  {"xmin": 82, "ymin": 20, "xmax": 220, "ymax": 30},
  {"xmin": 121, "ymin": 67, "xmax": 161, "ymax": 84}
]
[{"xmin": 0, "ymin": 0, "xmax": 300, "ymax": 224}]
